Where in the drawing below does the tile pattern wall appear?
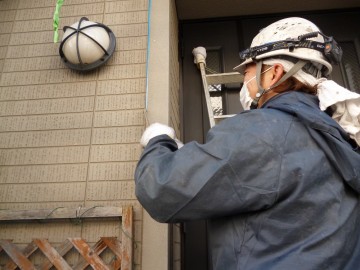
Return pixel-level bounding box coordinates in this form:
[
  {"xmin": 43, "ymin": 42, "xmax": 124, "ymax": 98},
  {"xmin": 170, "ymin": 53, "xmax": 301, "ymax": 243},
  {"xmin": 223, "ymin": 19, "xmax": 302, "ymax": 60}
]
[{"xmin": 0, "ymin": 0, "xmax": 148, "ymax": 269}]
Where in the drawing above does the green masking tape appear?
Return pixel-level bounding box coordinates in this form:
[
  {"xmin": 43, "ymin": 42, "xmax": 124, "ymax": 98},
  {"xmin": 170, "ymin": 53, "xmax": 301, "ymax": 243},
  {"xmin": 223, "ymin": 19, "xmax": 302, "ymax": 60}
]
[{"xmin": 53, "ymin": 0, "xmax": 64, "ymax": 43}]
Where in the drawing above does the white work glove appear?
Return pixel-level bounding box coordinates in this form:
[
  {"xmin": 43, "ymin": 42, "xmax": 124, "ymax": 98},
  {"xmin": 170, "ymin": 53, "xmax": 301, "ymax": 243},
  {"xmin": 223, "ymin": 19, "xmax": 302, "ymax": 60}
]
[
  {"xmin": 140, "ymin": 123, "xmax": 183, "ymax": 148},
  {"xmin": 174, "ymin": 138, "xmax": 184, "ymax": 148}
]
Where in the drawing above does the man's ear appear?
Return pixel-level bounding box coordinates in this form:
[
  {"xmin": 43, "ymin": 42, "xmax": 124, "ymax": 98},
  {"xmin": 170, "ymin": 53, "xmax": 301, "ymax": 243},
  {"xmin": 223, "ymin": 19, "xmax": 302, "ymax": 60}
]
[{"xmin": 272, "ymin": 64, "xmax": 284, "ymax": 84}]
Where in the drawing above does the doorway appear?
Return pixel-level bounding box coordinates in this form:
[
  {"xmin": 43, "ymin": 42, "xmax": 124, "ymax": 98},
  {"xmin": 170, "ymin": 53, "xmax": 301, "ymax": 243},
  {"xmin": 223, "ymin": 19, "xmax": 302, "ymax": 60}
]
[{"xmin": 180, "ymin": 9, "xmax": 360, "ymax": 270}]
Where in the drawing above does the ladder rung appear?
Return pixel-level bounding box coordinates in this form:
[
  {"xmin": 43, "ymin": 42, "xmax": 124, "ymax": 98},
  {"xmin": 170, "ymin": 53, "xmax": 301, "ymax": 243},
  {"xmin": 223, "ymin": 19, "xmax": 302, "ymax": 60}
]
[
  {"xmin": 206, "ymin": 72, "xmax": 244, "ymax": 85},
  {"xmin": 214, "ymin": 114, "xmax": 236, "ymax": 119},
  {"xmin": 214, "ymin": 114, "xmax": 236, "ymax": 124}
]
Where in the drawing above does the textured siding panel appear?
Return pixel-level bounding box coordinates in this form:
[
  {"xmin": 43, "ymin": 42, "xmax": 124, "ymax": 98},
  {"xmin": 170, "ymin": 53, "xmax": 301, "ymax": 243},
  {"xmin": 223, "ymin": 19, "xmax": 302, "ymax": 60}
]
[
  {"xmin": 0, "ymin": 70, "xmax": 97, "ymax": 86},
  {"xmin": 6, "ymin": 43, "xmax": 59, "ymax": 58},
  {"xmin": 0, "ymin": 113, "xmax": 93, "ymax": 132},
  {"xmin": 0, "ymin": 82, "xmax": 96, "ymax": 100},
  {"xmin": 3, "ymin": 56, "xmax": 65, "ymax": 72},
  {"xmin": 0, "ymin": 129, "xmax": 91, "ymax": 148},
  {"xmin": 0, "ymin": 0, "xmax": 19, "ymax": 10},
  {"xmin": 0, "ymin": 10, "xmax": 16, "ymax": 22},
  {"xmin": 15, "ymin": 4, "xmax": 104, "ymax": 21},
  {"xmin": 0, "ymin": 146, "xmax": 89, "ymax": 165},
  {"xmin": 93, "ymin": 110, "xmax": 145, "ymax": 127},
  {"xmin": 12, "ymin": 15, "xmax": 104, "ymax": 33},
  {"xmin": 0, "ymin": 182, "xmax": 86, "ymax": 202},
  {"xmin": 111, "ymin": 23, "xmax": 148, "ymax": 37},
  {"xmin": 86, "ymin": 181, "xmax": 136, "ymax": 200},
  {"xmin": 0, "ymin": 97, "xmax": 95, "ymax": 116},
  {"xmin": 0, "ymin": 164, "xmax": 88, "ymax": 184},
  {"xmin": 13, "ymin": 18, "xmax": 54, "ymax": 32},
  {"xmin": 117, "ymin": 36, "xmax": 147, "ymax": 50},
  {"xmin": 104, "ymin": 11, "xmax": 148, "ymax": 25},
  {"xmin": 9, "ymin": 31, "xmax": 54, "ymax": 45},
  {"xmin": 0, "ymin": 1, "xmax": 149, "ymax": 269},
  {"xmin": 0, "ymin": 46, "xmax": 7, "ymax": 58},
  {"xmin": 97, "ymin": 78, "xmax": 146, "ymax": 95},
  {"xmin": 95, "ymin": 94, "xmax": 145, "ymax": 111},
  {"xmin": 92, "ymin": 126, "xmax": 143, "ymax": 144},
  {"xmin": 105, "ymin": 0, "xmax": 148, "ymax": 13},
  {"xmin": 0, "ymin": 22, "xmax": 13, "ymax": 34},
  {"xmin": 0, "ymin": 34, "xmax": 11, "ymax": 46},
  {"xmin": 90, "ymin": 144, "xmax": 141, "ymax": 162},
  {"xmin": 17, "ymin": 0, "xmax": 102, "ymax": 9},
  {"xmin": 88, "ymin": 162, "xmax": 137, "ymax": 181},
  {"xmin": 108, "ymin": 50, "xmax": 147, "ymax": 65},
  {"xmin": 15, "ymin": 7, "xmax": 55, "ymax": 20}
]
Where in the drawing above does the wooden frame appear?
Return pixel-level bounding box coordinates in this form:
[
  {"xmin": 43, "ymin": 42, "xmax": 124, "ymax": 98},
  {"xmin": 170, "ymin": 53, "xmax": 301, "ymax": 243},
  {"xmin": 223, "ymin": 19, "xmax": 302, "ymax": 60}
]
[
  {"xmin": 0, "ymin": 206, "xmax": 133, "ymax": 270},
  {"xmin": 0, "ymin": 206, "xmax": 124, "ymax": 222}
]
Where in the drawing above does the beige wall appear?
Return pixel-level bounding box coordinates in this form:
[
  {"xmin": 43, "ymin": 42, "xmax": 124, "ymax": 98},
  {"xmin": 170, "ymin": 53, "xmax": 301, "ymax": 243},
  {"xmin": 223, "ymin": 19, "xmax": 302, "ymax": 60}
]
[
  {"xmin": 141, "ymin": 0, "xmax": 181, "ymax": 269},
  {"xmin": 0, "ymin": 0, "xmax": 181, "ymax": 269},
  {"xmin": 0, "ymin": 0, "xmax": 153, "ymax": 269}
]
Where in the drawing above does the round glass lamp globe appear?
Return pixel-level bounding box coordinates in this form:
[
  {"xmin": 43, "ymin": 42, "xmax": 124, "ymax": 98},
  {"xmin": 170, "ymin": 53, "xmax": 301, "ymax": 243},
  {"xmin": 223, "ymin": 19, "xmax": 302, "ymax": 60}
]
[{"xmin": 62, "ymin": 20, "xmax": 110, "ymax": 65}]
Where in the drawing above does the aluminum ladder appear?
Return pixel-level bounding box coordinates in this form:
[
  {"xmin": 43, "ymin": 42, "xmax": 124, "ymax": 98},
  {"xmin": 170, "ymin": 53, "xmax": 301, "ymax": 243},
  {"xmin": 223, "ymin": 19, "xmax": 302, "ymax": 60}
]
[{"xmin": 192, "ymin": 47, "xmax": 244, "ymax": 127}]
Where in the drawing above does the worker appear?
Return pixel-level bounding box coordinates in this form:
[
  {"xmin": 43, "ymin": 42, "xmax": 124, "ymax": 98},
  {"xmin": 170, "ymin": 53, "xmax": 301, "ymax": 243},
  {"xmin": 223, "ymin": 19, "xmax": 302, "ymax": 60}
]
[{"xmin": 135, "ymin": 17, "xmax": 360, "ymax": 269}]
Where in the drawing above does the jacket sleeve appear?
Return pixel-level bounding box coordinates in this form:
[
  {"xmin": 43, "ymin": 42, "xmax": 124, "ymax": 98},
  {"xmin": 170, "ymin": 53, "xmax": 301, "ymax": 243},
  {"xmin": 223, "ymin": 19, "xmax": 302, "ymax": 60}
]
[{"xmin": 134, "ymin": 114, "xmax": 283, "ymax": 223}]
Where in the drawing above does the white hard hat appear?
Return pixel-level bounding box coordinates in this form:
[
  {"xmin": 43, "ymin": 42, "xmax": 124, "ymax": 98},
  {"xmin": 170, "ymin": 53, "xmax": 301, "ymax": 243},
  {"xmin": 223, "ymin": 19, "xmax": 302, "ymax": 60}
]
[{"xmin": 234, "ymin": 17, "xmax": 341, "ymax": 77}]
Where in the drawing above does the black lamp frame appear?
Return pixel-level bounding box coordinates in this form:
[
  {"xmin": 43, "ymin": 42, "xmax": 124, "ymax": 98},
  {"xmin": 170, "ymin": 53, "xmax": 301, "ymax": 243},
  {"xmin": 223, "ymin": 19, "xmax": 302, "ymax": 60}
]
[{"xmin": 59, "ymin": 17, "xmax": 116, "ymax": 72}]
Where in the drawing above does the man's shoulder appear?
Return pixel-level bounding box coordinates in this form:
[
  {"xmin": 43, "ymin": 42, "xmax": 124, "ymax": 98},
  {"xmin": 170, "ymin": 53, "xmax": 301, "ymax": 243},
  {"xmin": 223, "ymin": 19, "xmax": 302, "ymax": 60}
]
[
  {"xmin": 214, "ymin": 108, "xmax": 296, "ymax": 140},
  {"xmin": 236, "ymin": 107, "xmax": 296, "ymax": 123}
]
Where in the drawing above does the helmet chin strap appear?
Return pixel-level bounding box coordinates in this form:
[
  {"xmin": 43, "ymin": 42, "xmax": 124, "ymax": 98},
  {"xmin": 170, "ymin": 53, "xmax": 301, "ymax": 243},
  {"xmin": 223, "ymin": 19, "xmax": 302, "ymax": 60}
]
[{"xmin": 250, "ymin": 59, "xmax": 308, "ymax": 109}]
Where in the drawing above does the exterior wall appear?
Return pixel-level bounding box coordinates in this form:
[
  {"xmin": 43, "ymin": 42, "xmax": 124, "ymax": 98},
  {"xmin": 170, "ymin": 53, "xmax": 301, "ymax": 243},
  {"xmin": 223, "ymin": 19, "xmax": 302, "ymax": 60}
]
[
  {"xmin": 169, "ymin": 0, "xmax": 180, "ymax": 138},
  {"xmin": 141, "ymin": 0, "xmax": 181, "ymax": 268},
  {"xmin": 169, "ymin": 1, "xmax": 182, "ymax": 269},
  {"xmin": 0, "ymin": 0, "xmax": 150, "ymax": 269}
]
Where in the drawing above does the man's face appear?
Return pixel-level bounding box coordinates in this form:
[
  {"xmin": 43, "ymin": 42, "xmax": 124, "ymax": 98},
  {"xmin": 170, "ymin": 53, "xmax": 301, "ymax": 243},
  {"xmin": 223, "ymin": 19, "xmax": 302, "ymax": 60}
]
[{"xmin": 243, "ymin": 63, "xmax": 274, "ymax": 99}]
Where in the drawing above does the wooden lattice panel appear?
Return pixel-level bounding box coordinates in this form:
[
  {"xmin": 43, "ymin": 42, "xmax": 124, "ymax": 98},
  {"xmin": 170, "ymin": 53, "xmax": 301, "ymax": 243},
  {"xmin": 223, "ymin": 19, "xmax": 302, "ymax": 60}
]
[
  {"xmin": 0, "ymin": 206, "xmax": 133, "ymax": 270},
  {"xmin": 0, "ymin": 237, "xmax": 129, "ymax": 270}
]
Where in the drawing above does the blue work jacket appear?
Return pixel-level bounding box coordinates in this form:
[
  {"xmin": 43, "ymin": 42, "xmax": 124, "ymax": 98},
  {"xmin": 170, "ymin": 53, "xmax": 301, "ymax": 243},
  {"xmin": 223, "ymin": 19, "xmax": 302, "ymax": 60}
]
[{"xmin": 135, "ymin": 91, "xmax": 360, "ymax": 270}]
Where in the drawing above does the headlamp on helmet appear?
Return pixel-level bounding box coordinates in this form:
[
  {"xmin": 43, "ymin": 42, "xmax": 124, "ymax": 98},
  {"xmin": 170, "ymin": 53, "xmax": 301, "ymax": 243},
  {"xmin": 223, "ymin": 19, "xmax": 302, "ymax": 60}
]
[{"xmin": 239, "ymin": 31, "xmax": 342, "ymax": 65}]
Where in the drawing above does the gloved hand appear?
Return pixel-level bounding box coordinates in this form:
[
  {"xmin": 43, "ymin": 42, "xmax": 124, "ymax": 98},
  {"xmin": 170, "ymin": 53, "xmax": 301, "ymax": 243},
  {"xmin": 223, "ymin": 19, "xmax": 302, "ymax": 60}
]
[
  {"xmin": 174, "ymin": 139, "xmax": 184, "ymax": 149},
  {"xmin": 140, "ymin": 123, "xmax": 184, "ymax": 148}
]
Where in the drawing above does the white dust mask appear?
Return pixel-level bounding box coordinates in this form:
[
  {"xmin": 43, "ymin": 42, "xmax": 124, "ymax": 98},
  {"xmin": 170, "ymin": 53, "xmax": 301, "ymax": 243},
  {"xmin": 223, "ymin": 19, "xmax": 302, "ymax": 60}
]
[
  {"xmin": 239, "ymin": 66, "xmax": 274, "ymax": 110},
  {"xmin": 239, "ymin": 79, "xmax": 254, "ymax": 110}
]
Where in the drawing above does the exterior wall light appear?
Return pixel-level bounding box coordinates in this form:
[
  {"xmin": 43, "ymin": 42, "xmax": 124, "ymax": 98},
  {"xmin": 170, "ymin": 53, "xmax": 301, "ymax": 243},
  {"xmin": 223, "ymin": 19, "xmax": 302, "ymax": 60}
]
[{"xmin": 59, "ymin": 17, "xmax": 116, "ymax": 72}]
